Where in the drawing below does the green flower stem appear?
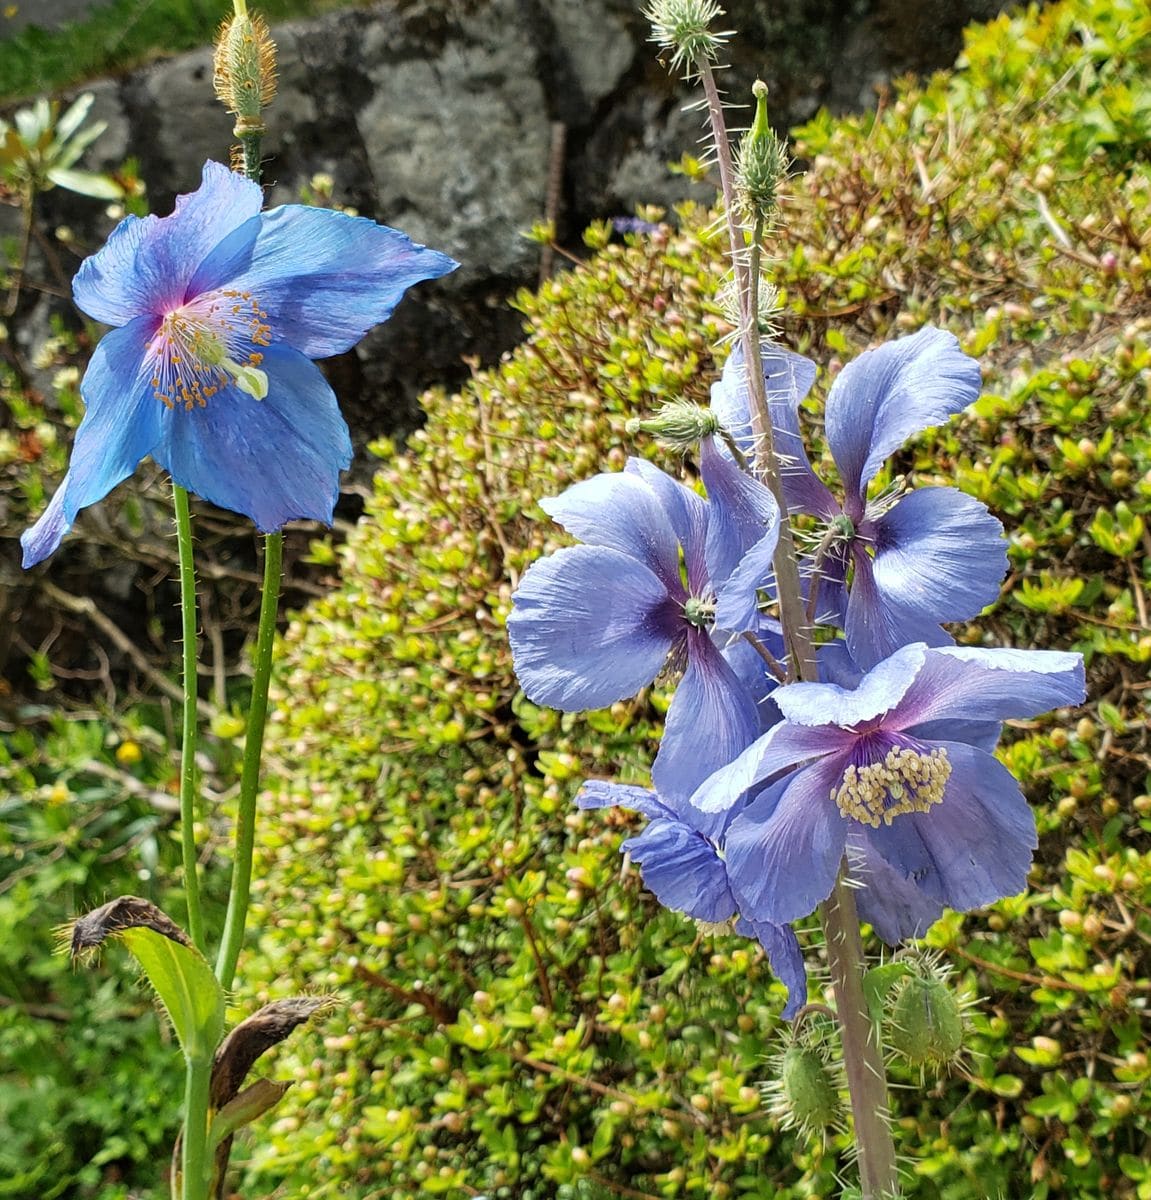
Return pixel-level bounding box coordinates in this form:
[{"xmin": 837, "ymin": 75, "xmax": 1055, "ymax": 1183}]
[
  {"xmin": 214, "ymin": 528, "xmax": 282, "ymax": 992},
  {"xmin": 173, "ymin": 483, "xmax": 205, "ymax": 952},
  {"xmin": 822, "ymin": 878, "xmax": 900, "ymax": 1199},
  {"xmin": 181, "ymin": 1052, "xmax": 213, "ymax": 1200},
  {"xmin": 699, "ymin": 62, "xmax": 899, "ymax": 1198}
]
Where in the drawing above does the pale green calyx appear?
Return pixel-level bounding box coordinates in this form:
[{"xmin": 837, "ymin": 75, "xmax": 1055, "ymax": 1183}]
[{"xmin": 643, "ymin": 0, "xmax": 731, "ymax": 73}]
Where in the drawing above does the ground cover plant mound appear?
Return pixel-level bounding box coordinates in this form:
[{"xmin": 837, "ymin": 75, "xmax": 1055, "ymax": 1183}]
[{"xmin": 235, "ymin": 1, "xmax": 1150, "ymax": 1197}]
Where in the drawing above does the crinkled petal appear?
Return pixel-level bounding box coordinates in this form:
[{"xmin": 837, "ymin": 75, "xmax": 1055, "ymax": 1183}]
[
  {"xmin": 888, "ymin": 644, "xmax": 1086, "ymax": 730},
  {"xmin": 714, "ymin": 524, "xmax": 781, "ymax": 634},
  {"xmin": 869, "ymin": 487, "xmax": 1006, "ymax": 623},
  {"xmin": 21, "ymin": 317, "xmax": 161, "ymax": 566},
  {"xmin": 576, "ymin": 780, "xmax": 675, "ymax": 822},
  {"xmin": 622, "ymin": 819, "xmax": 737, "ymax": 922},
  {"xmin": 700, "ymin": 435, "xmax": 779, "ymax": 587},
  {"xmin": 726, "ymin": 765, "xmax": 848, "ymax": 925},
  {"xmin": 825, "ymin": 327, "xmax": 982, "ymax": 500},
  {"xmin": 542, "ymin": 468, "xmax": 684, "ymax": 595},
  {"xmin": 845, "ymin": 547, "xmax": 955, "ymax": 669},
  {"xmin": 222, "ymin": 205, "xmax": 458, "ymax": 359},
  {"xmin": 864, "ymin": 740, "xmax": 1036, "ymax": 912},
  {"xmin": 625, "ymin": 456, "xmax": 708, "ymax": 578},
  {"xmin": 845, "ymin": 830, "xmax": 944, "ymax": 944},
  {"xmin": 735, "ymin": 917, "xmax": 808, "ymax": 1020},
  {"xmin": 776, "ymin": 642, "xmax": 927, "ymax": 727},
  {"xmin": 508, "ymin": 545, "xmax": 678, "ymax": 710},
  {"xmin": 710, "ymin": 344, "xmax": 833, "ymax": 517},
  {"xmin": 73, "ymin": 162, "xmax": 262, "ymax": 324},
  {"xmin": 150, "ymin": 341, "xmax": 351, "ymax": 530},
  {"xmin": 652, "ymin": 631, "xmax": 761, "ymax": 815},
  {"xmin": 689, "ymin": 718, "xmax": 852, "ymax": 814}
]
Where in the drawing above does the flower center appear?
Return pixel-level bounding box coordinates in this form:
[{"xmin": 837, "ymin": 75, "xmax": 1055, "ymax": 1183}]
[
  {"xmin": 682, "ymin": 595, "xmax": 715, "ymax": 629},
  {"xmin": 147, "ymin": 288, "xmax": 272, "ymax": 411},
  {"xmin": 832, "ymin": 744, "xmax": 951, "ymax": 828}
]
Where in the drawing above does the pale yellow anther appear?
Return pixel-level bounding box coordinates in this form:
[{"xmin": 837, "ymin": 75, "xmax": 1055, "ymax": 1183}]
[{"xmin": 832, "ymin": 745, "xmax": 951, "ymax": 828}]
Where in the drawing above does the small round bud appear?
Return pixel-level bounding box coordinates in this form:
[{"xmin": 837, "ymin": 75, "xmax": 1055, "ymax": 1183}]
[
  {"xmin": 630, "ymin": 399, "xmax": 721, "ymax": 449},
  {"xmin": 769, "ymin": 1043, "xmax": 842, "ymax": 1136},
  {"xmin": 644, "ymin": 0, "xmax": 730, "ymax": 73}
]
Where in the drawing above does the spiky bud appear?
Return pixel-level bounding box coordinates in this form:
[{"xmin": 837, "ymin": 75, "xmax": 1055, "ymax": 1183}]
[
  {"xmin": 887, "ymin": 972, "xmax": 965, "ymax": 1068},
  {"xmin": 763, "ymin": 1040, "xmax": 843, "ymax": 1139},
  {"xmin": 736, "ymin": 81, "xmax": 790, "ymax": 221},
  {"xmin": 643, "ymin": 0, "xmax": 731, "ymax": 74},
  {"xmin": 626, "ymin": 399, "xmax": 721, "ymax": 449},
  {"xmin": 213, "ymin": 1, "xmax": 277, "ymax": 138}
]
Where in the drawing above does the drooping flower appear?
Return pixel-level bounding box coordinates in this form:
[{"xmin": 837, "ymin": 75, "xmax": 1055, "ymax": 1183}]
[
  {"xmin": 711, "ymin": 327, "xmax": 1008, "ymax": 668},
  {"xmin": 690, "ymin": 641, "xmax": 1085, "ymax": 940},
  {"xmin": 21, "ymin": 160, "xmax": 457, "ymax": 567},
  {"xmin": 507, "ymin": 444, "xmax": 779, "ymax": 805},
  {"xmin": 577, "ymin": 779, "xmax": 807, "ymax": 1019}
]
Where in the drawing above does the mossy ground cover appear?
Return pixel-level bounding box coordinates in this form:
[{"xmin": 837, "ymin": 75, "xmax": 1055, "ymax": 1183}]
[{"xmin": 2, "ymin": 0, "xmax": 1149, "ymax": 1197}]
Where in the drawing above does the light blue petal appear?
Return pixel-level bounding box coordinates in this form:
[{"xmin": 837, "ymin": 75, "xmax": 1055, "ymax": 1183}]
[
  {"xmin": 651, "ymin": 631, "xmax": 762, "ymax": 816},
  {"xmin": 150, "ymin": 341, "xmax": 351, "ymax": 531},
  {"xmin": 864, "ymin": 740, "xmax": 1036, "ymax": 913},
  {"xmin": 845, "ymin": 830, "xmax": 944, "ymax": 944},
  {"xmin": 576, "ymin": 780, "xmax": 675, "ymax": 821},
  {"xmin": 714, "ymin": 526, "xmax": 781, "ymax": 634},
  {"xmin": 222, "ymin": 206, "xmax": 458, "ymax": 359},
  {"xmin": 624, "ymin": 457, "xmax": 709, "ymax": 592},
  {"xmin": 888, "ymin": 644, "xmax": 1086, "ymax": 730},
  {"xmin": 709, "ymin": 344, "xmax": 834, "ymax": 517},
  {"xmin": 622, "ymin": 819, "xmax": 737, "ymax": 922},
  {"xmin": 73, "ymin": 162, "xmax": 262, "ymax": 325},
  {"xmin": 700, "ymin": 435, "xmax": 779, "ymax": 587},
  {"xmin": 688, "ymin": 719, "xmax": 851, "ymax": 814},
  {"xmin": 726, "ymin": 764, "xmax": 848, "ymax": 925},
  {"xmin": 508, "ymin": 544, "xmax": 679, "ymax": 710},
  {"xmin": 825, "ymin": 327, "xmax": 982, "ymax": 500},
  {"xmin": 844, "ymin": 546, "xmax": 955, "ymax": 669},
  {"xmin": 869, "ymin": 487, "xmax": 1007, "ymax": 623},
  {"xmin": 542, "ymin": 468, "xmax": 684, "ymax": 595},
  {"xmin": 775, "ymin": 642, "xmax": 927, "ymax": 727},
  {"xmin": 734, "ymin": 917, "xmax": 808, "ymax": 1020},
  {"xmin": 21, "ymin": 318, "xmax": 161, "ymax": 566}
]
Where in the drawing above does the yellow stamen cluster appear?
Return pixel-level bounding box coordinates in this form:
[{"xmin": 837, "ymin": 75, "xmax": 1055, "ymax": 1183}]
[
  {"xmin": 148, "ymin": 288, "xmax": 271, "ymax": 411},
  {"xmin": 832, "ymin": 745, "xmax": 951, "ymax": 828}
]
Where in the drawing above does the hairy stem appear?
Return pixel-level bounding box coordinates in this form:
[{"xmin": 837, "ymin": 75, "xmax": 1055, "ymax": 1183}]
[
  {"xmin": 180, "ymin": 1053, "xmax": 213, "ymax": 1200},
  {"xmin": 822, "ymin": 878, "xmax": 900, "ymax": 1199},
  {"xmin": 215, "ymin": 529, "xmax": 282, "ymax": 992},
  {"xmin": 173, "ymin": 484, "xmax": 205, "ymax": 952}
]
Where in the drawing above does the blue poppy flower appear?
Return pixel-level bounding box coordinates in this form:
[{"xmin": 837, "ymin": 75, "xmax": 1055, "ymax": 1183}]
[
  {"xmin": 577, "ymin": 779, "xmax": 807, "ymax": 1019},
  {"xmin": 711, "ymin": 328, "xmax": 1008, "ymax": 668},
  {"xmin": 22, "ymin": 160, "xmax": 457, "ymax": 567},
  {"xmin": 690, "ymin": 642, "xmax": 1085, "ymax": 940},
  {"xmin": 507, "ymin": 445, "xmax": 780, "ymax": 806}
]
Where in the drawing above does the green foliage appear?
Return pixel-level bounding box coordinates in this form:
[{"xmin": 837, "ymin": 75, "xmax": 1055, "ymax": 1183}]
[{"xmin": 229, "ymin": 2, "xmax": 1149, "ymax": 1195}]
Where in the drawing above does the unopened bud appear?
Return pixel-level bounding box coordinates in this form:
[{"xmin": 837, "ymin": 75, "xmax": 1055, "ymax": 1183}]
[
  {"xmin": 644, "ymin": 0, "xmax": 731, "ymax": 73},
  {"xmin": 887, "ymin": 973, "xmax": 965, "ymax": 1067},
  {"xmin": 736, "ymin": 81, "xmax": 790, "ymax": 220},
  {"xmin": 627, "ymin": 399, "xmax": 721, "ymax": 449},
  {"xmin": 214, "ymin": 1, "xmax": 277, "ymax": 136},
  {"xmin": 763, "ymin": 1042, "xmax": 842, "ymax": 1138}
]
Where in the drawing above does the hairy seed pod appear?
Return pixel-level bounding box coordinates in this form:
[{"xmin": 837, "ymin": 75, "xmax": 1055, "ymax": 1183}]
[{"xmin": 887, "ymin": 973, "xmax": 964, "ymax": 1067}]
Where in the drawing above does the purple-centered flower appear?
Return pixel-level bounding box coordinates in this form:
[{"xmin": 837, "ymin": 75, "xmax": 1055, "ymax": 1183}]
[
  {"xmin": 22, "ymin": 161, "xmax": 457, "ymax": 567},
  {"xmin": 690, "ymin": 642, "xmax": 1085, "ymax": 940},
  {"xmin": 711, "ymin": 327, "xmax": 1008, "ymax": 668},
  {"xmin": 507, "ymin": 445, "xmax": 780, "ymax": 805},
  {"xmin": 577, "ymin": 779, "xmax": 807, "ymax": 1019}
]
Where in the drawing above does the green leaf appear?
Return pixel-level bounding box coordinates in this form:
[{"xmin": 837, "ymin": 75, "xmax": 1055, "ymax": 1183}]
[{"xmin": 120, "ymin": 926, "xmax": 225, "ymax": 1060}]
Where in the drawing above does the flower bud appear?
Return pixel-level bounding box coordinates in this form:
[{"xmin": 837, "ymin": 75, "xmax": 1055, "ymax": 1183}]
[
  {"xmin": 887, "ymin": 972, "xmax": 965, "ymax": 1068},
  {"xmin": 736, "ymin": 81, "xmax": 790, "ymax": 221},
  {"xmin": 763, "ymin": 1042, "xmax": 842, "ymax": 1138},
  {"xmin": 627, "ymin": 399, "xmax": 721, "ymax": 449},
  {"xmin": 214, "ymin": 1, "xmax": 278, "ymax": 137},
  {"xmin": 644, "ymin": 0, "xmax": 731, "ymax": 73}
]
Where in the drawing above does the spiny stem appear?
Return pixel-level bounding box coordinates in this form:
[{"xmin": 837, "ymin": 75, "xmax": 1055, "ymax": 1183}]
[
  {"xmin": 172, "ymin": 484, "xmax": 205, "ymax": 952},
  {"xmin": 215, "ymin": 528, "xmax": 281, "ymax": 992},
  {"xmin": 822, "ymin": 877, "xmax": 900, "ymax": 1199}
]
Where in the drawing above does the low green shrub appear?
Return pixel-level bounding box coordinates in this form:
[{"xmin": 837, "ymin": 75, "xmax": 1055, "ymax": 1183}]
[{"xmin": 235, "ymin": 2, "xmax": 1150, "ymax": 1197}]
